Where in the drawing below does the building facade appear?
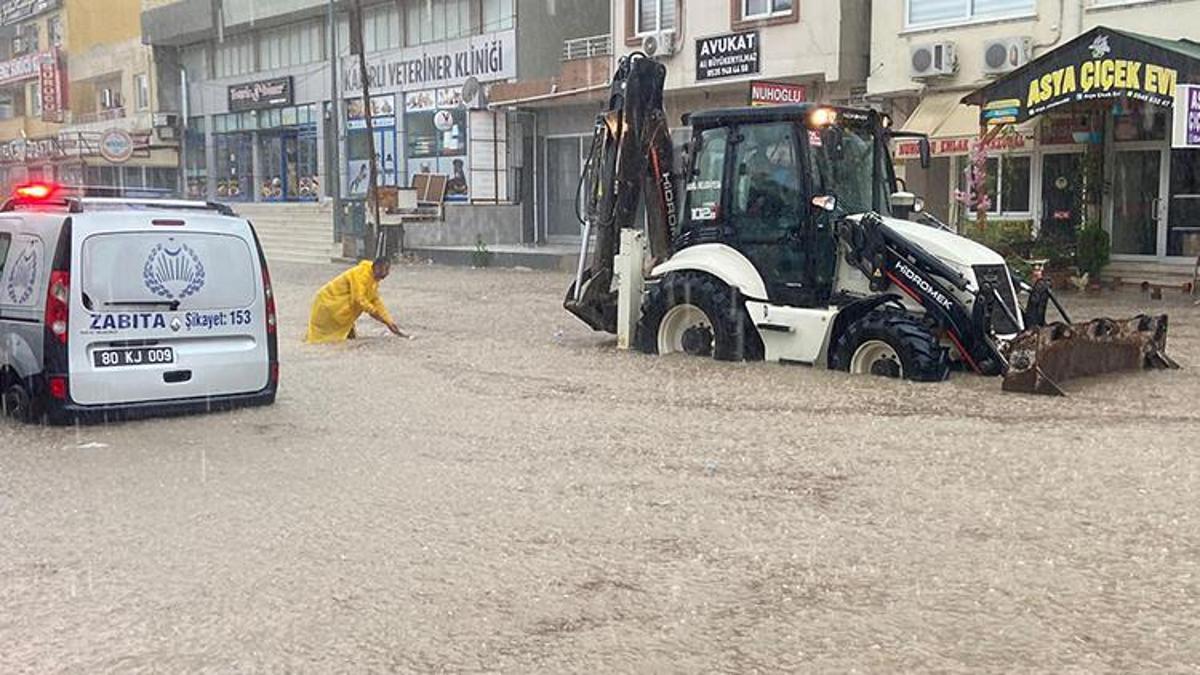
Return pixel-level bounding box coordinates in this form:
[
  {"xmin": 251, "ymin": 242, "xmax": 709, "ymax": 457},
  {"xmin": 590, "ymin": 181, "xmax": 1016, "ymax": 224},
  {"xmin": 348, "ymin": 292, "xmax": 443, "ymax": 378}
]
[
  {"xmin": 143, "ymin": 0, "xmax": 617, "ymax": 249},
  {"xmin": 498, "ymin": 0, "xmax": 872, "ymax": 243},
  {"xmin": 868, "ymin": 0, "xmax": 1200, "ymax": 276},
  {"xmin": 0, "ymin": 0, "xmax": 177, "ymax": 193}
]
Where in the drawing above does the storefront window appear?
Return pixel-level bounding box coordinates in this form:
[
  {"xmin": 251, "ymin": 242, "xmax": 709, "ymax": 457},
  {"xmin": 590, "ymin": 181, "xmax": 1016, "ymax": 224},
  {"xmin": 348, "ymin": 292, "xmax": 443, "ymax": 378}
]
[
  {"xmin": 215, "ymin": 133, "xmax": 253, "ymax": 201},
  {"xmin": 250, "ymin": 104, "xmax": 321, "ymax": 202},
  {"xmin": 185, "ymin": 116, "xmax": 207, "ymax": 200},
  {"xmin": 147, "ymin": 168, "xmax": 177, "ymax": 194},
  {"xmin": 1168, "ymin": 149, "xmax": 1200, "ymax": 257},
  {"xmin": 958, "ymin": 154, "xmax": 1031, "ymax": 216},
  {"xmin": 1113, "ymin": 100, "xmax": 1168, "ymax": 143},
  {"xmin": 405, "ymin": 89, "xmax": 469, "ymax": 201}
]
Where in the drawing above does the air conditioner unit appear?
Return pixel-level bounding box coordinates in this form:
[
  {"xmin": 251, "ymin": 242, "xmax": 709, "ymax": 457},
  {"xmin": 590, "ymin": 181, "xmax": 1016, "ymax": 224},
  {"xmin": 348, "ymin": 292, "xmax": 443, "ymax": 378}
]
[
  {"xmin": 982, "ymin": 37, "xmax": 1031, "ymax": 76},
  {"xmin": 910, "ymin": 42, "xmax": 956, "ymax": 79},
  {"xmin": 642, "ymin": 31, "xmax": 677, "ymax": 59}
]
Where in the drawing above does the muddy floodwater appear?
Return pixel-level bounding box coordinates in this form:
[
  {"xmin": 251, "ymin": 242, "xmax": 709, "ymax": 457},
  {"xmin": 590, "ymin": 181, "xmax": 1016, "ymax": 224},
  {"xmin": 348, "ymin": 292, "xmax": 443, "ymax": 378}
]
[{"xmin": 3, "ymin": 261, "xmax": 1199, "ymax": 672}]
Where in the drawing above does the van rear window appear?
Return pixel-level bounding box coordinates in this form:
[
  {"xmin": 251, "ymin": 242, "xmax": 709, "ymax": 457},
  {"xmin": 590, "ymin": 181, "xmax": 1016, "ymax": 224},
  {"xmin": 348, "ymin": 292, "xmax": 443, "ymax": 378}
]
[{"xmin": 82, "ymin": 232, "xmax": 256, "ymax": 310}]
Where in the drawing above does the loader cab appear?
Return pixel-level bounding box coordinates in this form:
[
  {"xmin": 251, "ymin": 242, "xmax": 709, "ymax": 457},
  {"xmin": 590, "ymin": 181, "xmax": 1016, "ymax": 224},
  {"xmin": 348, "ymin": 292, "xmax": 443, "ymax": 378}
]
[{"xmin": 680, "ymin": 105, "xmax": 895, "ymax": 307}]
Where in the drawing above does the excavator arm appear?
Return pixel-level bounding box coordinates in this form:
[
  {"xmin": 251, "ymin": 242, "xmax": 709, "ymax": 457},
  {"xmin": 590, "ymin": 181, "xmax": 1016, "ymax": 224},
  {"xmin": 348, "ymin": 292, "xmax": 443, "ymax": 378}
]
[{"xmin": 564, "ymin": 53, "xmax": 677, "ymax": 333}]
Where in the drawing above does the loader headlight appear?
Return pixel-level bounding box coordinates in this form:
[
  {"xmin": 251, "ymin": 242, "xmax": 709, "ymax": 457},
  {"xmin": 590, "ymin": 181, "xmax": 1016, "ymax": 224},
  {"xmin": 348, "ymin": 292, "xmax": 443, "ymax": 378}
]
[{"xmin": 809, "ymin": 108, "xmax": 838, "ymax": 128}]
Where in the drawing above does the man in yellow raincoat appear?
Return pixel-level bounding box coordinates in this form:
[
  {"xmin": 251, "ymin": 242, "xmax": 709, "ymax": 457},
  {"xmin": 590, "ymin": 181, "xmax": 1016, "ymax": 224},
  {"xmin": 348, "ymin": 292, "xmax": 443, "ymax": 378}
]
[{"xmin": 306, "ymin": 258, "xmax": 406, "ymax": 343}]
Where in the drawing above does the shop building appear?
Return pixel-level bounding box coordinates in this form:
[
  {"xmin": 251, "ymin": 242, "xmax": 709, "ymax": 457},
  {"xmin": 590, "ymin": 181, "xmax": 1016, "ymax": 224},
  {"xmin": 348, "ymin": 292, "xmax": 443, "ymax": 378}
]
[
  {"xmin": 494, "ymin": 0, "xmax": 872, "ymax": 244},
  {"xmin": 0, "ymin": 0, "xmax": 67, "ymax": 190},
  {"xmin": 0, "ymin": 0, "xmax": 173, "ymax": 191},
  {"xmin": 868, "ymin": 0, "xmax": 1200, "ymax": 282},
  {"xmin": 142, "ymin": 0, "xmax": 335, "ymax": 203},
  {"xmin": 0, "ymin": 0, "xmax": 179, "ymax": 193}
]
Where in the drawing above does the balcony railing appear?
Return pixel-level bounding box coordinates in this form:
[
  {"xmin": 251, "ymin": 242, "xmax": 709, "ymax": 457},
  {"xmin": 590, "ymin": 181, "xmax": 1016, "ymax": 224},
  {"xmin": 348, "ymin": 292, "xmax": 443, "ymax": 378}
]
[
  {"xmin": 73, "ymin": 107, "xmax": 127, "ymax": 125},
  {"xmin": 562, "ymin": 34, "xmax": 611, "ymax": 62}
]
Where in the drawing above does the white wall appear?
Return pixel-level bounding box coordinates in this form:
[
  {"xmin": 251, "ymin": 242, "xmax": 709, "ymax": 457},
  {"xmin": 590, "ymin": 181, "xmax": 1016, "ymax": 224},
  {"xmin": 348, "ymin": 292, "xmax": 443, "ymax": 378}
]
[
  {"xmin": 868, "ymin": 0, "xmax": 1200, "ymax": 98},
  {"xmin": 613, "ymin": 0, "xmax": 860, "ymax": 94}
]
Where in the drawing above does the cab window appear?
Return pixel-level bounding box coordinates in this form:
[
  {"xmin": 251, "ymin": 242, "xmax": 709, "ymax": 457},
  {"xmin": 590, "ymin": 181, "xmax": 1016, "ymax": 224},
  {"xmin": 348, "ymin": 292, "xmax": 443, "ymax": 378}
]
[
  {"xmin": 731, "ymin": 122, "xmax": 801, "ymax": 241},
  {"xmin": 685, "ymin": 127, "xmax": 727, "ymax": 226},
  {"xmin": 807, "ymin": 124, "xmax": 891, "ymax": 215}
]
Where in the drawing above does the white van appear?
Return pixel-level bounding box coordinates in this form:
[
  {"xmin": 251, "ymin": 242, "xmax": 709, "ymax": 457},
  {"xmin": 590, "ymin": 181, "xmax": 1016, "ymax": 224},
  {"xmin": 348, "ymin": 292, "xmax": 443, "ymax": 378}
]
[{"xmin": 0, "ymin": 185, "xmax": 278, "ymax": 424}]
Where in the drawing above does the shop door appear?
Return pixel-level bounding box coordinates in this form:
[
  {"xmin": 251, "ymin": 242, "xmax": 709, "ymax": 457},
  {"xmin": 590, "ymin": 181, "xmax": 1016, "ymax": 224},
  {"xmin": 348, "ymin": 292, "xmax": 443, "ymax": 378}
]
[
  {"xmin": 1039, "ymin": 153, "xmax": 1083, "ymax": 241},
  {"xmin": 1167, "ymin": 149, "xmax": 1200, "ymax": 258},
  {"xmin": 1110, "ymin": 147, "xmax": 1166, "ymax": 257},
  {"xmin": 546, "ymin": 136, "xmax": 584, "ymax": 240}
]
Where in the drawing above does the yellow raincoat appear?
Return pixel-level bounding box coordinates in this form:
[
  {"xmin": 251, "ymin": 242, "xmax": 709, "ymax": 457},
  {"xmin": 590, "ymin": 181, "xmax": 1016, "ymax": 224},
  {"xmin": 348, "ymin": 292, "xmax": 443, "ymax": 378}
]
[{"xmin": 305, "ymin": 261, "xmax": 394, "ymax": 343}]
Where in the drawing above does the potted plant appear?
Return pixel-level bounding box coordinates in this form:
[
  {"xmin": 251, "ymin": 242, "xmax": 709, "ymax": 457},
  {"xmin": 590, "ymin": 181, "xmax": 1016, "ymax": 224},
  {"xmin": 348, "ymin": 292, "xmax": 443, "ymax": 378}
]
[{"xmin": 1076, "ymin": 222, "xmax": 1111, "ymax": 292}]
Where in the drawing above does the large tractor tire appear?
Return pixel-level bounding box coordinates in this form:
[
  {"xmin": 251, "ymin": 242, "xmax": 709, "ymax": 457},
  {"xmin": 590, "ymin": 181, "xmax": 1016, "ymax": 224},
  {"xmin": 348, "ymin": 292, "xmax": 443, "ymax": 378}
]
[
  {"xmin": 831, "ymin": 311, "xmax": 949, "ymax": 382},
  {"xmin": 635, "ymin": 272, "xmax": 763, "ymax": 361}
]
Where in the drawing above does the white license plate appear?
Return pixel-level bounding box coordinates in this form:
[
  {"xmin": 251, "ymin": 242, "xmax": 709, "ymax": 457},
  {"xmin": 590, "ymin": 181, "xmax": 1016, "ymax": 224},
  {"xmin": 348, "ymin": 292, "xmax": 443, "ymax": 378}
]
[{"xmin": 93, "ymin": 346, "xmax": 175, "ymax": 369}]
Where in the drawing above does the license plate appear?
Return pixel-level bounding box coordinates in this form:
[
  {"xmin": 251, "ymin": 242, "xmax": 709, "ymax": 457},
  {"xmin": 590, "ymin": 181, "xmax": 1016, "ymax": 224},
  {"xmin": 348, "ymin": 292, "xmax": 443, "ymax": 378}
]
[{"xmin": 93, "ymin": 346, "xmax": 175, "ymax": 369}]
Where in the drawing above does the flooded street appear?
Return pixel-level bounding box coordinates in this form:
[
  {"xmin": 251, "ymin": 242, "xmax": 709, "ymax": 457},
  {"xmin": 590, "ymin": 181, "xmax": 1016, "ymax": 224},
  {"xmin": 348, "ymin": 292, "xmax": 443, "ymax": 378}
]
[{"xmin": 3, "ymin": 261, "xmax": 1199, "ymax": 672}]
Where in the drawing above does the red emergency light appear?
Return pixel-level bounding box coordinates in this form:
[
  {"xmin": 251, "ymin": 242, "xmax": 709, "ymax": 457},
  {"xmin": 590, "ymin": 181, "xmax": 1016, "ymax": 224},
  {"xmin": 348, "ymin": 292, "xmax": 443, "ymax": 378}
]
[{"xmin": 13, "ymin": 182, "xmax": 61, "ymax": 201}]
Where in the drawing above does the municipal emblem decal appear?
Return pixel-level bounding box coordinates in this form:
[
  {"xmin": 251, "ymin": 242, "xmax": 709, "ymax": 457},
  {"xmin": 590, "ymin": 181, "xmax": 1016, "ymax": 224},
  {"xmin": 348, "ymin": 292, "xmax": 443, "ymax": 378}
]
[
  {"xmin": 5, "ymin": 241, "xmax": 38, "ymax": 305},
  {"xmin": 143, "ymin": 239, "xmax": 206, "ymax": 301},
  {"xmin": 1089, "ymin": 35, "xmax": 1111, "ymax": 59}
]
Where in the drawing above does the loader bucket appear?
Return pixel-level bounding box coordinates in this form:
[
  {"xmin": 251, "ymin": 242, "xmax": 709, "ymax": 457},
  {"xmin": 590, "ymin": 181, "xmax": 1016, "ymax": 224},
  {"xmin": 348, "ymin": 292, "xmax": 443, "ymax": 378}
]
[{"xmin": 1001, "ymin": 314, "xmax": 1180, "ymax": 396}]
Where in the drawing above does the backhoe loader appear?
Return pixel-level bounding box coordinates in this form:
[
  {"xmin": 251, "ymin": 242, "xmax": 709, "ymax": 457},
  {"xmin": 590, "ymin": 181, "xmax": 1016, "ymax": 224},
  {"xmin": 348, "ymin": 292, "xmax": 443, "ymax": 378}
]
[{"xmin": 565, "ymin": 53, "xmax": 1178, "ymax": 395}]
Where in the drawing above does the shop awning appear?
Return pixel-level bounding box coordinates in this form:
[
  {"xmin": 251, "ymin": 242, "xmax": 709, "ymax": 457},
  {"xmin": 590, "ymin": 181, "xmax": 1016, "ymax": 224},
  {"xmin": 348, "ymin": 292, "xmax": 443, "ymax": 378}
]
[
  {"xmin": 899, "ymin": 92, "xmax": 962, "ymax": 136},
  {"xmin": 963, "ymin": 26, "xmax": 1200, "ymax": 126}
]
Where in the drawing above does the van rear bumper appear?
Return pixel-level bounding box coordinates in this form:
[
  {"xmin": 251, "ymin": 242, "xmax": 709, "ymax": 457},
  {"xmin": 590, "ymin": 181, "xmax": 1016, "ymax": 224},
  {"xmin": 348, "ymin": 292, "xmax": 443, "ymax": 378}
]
[{"xmin": 44, "ymin": 383, "xmax": 277, "ymax": 426}]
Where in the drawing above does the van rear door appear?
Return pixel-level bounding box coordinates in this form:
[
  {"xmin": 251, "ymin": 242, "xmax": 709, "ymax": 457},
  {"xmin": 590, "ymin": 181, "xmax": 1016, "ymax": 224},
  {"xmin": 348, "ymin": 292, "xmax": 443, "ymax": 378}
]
[{"xmin": 68, "ymin": 213, "xmax": 269, "ymax": 405}]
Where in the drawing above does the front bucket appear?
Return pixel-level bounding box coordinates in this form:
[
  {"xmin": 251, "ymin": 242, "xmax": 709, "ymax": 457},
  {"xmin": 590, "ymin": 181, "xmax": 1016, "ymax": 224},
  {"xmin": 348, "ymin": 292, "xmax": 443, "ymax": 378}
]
[
  {"xmin": 1001, "ymin": 314, "xmax": 1180, "ymax": 396},
  {"xmin": 564, "ymin": 268, "xmax": 617, "ymax": 333}
]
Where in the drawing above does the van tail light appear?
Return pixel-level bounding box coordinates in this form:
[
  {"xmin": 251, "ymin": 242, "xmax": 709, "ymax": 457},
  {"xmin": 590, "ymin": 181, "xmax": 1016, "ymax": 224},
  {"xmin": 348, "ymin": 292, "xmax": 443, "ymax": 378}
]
[
  {"xmin": 262, "ymin": 263, "xmax": 277, "ymax": 335},
  {"xmin": 45, "ymin": 270, "xmax": 70, "ymax": 345},
  {"xmin": 48, "ymin": 376, "xmax": 68, "ymax": 400}
]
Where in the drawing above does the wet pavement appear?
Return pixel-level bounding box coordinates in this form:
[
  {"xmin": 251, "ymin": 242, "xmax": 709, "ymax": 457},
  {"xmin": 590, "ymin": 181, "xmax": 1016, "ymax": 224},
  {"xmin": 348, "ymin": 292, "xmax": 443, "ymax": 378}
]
[{"xmin": 3, "ymin": 260, "xmax": 1199, "ymax": 672}]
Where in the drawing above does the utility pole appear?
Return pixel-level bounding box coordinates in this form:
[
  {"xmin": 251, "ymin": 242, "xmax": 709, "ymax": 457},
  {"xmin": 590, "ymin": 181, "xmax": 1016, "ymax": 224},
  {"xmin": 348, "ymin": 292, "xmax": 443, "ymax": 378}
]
[
  {"xmin": 350, "ymin": 0, "xmax": 383, "ymax": 258},
  {"xmin": 327, "ymin": 0, "xmax": 342, "ymax": 242}
]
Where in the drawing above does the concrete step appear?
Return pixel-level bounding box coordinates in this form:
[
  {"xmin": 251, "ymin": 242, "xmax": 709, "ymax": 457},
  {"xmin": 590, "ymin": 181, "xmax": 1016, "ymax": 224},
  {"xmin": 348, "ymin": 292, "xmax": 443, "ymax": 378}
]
[
  {"xmin": 1103, "ymin": 261, "xmax": 1197, "ymax": 289},
  {"xmin": 261, "ymin": 248, "xmax": 333, "ymax": 265},
  {"xmin": 407, "ymin": 245, "xmax": 578, "ymax": 272},
  {"xmin": 256, "ymin": 232, "xmax": 335, "ymax": 247}
]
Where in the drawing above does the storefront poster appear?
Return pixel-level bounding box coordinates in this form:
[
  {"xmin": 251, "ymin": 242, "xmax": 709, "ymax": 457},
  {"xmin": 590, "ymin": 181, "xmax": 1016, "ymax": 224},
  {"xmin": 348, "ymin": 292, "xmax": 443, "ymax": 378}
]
[
  {"xmin": 406, "ymin": 88, "xmax": 468, "ymax": 159},
  {"xmin": 341, "ymin": 30, "xmax": 516, "ymax": 97},
  {"xmin": 749, "ymin": 80, "xmax": 806, "ymax": 107},
  {"xmin": 1173, "ymin": 83, "xmax": 1200, "ymax": 148},
  {"xmin": 228, "ymin": 77, "xmax": 294, "ymax": 112},
  {"xmin": 967, "ymin": 27, "xmax": 1200, "ymax": 124},
  {"xmin": 346, "ymin": 94, "xmax": 396, "ymax": 130},
  {"xmin": 695, "ymin": 31, "xmax": 760, "ymax": 82}
]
